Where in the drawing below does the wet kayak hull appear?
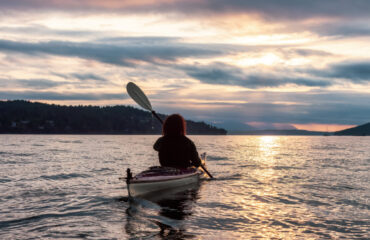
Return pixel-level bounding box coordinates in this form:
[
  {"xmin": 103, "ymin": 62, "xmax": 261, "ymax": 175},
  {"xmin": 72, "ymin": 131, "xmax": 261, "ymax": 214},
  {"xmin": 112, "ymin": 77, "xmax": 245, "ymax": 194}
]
[
  {"xmin": 125, "ymin": 153, "xmax": 208, "ymax": 197},
  {"xmin": 127, "ymin": 170, "xmax": 202, "ymax": 197}
]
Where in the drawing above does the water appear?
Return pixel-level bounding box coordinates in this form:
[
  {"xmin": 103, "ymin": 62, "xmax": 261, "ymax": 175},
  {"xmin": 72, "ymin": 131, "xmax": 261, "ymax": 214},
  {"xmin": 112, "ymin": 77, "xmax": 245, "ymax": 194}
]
[{"xmin": 0, "ymin": 135, "xmax": 369, "ymax": 239}]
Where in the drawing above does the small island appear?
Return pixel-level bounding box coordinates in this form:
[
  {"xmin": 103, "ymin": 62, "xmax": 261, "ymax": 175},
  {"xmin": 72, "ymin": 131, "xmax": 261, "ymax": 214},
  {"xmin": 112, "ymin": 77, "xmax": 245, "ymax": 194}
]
[{"xmin": 0, "ymin": 100, "xmax": 227, "ymax": 135}]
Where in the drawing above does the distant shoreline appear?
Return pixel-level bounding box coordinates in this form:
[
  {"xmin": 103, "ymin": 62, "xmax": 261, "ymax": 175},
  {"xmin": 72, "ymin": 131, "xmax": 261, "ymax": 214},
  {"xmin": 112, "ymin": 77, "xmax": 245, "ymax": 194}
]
[
  {"xmin": 0, "ymin": 133, "xmax": 225, "ymax": 135},
  {"xmin": 1, "ymin": 133, "xmax": 368, "ymax": 136},
  {"xmin": 0, "ymin": 100, "xmax": 227, "ymax": 135},
  {"xmin": 1, "ymin": 100, "xmax": 368, "ymax": 136}
]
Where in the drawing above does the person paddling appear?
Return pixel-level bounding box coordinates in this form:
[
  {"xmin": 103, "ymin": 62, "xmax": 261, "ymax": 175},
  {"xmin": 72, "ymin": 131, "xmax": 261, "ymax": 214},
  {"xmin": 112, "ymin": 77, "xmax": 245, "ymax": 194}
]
[{"xmin": 153, "ymin": 114, "xmax": 202, "ymax": 169}]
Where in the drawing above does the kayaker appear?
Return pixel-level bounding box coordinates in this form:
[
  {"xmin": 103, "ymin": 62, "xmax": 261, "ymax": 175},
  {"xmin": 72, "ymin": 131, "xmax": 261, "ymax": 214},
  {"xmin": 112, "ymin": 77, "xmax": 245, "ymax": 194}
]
[{"xmin": 153, "ymin": 114, "xmax": 202, "ymax": 169}]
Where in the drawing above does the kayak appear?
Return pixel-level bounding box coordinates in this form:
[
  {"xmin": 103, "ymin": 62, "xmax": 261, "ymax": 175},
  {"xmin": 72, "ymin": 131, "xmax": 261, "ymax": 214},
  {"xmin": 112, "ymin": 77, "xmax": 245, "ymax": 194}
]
[
  {"xmin": 126, "ymin": 167, "xmax": 204, "ymax": 197},
  {"xmin": 126, "ymin": 153, "xmax": 207, "ymax": 197}
]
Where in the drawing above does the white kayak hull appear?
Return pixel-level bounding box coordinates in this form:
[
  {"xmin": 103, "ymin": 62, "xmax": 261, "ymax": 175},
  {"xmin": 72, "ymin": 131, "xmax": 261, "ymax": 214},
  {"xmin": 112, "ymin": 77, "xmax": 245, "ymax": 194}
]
[
  {"xmin": 126, "ymin": 152, "xmax": 208, "ymax": 197},
  {"xmin": 127, "ymin": 171, "xmax": 202, "ymax": 197}
]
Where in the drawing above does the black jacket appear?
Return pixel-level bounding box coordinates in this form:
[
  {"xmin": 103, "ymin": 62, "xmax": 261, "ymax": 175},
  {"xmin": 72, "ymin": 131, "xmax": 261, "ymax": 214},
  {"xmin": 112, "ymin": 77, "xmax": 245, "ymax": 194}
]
[{"xmin": 153, "ymin": 135, "xmax": 201, "ymax": 169}]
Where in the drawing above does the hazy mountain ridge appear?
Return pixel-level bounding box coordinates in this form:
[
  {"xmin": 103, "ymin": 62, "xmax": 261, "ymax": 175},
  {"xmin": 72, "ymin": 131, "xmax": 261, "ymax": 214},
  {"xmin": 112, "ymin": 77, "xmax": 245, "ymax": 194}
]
[
  {"xmin": 334, "ymin": 122, "xmax": 370, "ymax": 136},
  {"xmin": 228, "ymin": 124, "xmax": 370, "ymax": 136},
  {"xmin": 0, "ymin": 100, "xmax": 227, "ymax": 135},
  {"xmin": 214, "ymin": 121, "xmax": 297, "ymax": 132},
  {"xmin": 227, "ymin": 129, "xmax": 327, "ymax": 136}
]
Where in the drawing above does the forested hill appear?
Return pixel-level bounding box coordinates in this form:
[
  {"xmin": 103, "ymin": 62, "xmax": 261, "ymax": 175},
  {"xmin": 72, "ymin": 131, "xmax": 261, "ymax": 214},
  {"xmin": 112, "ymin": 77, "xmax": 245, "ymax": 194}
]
[
  {"xmin": 0, "ymin": 100, "xmax": 227, "ymax": 135},
  {"xmin": 334, "ymin": 122, "xmax": 370, "ymax": 136}
]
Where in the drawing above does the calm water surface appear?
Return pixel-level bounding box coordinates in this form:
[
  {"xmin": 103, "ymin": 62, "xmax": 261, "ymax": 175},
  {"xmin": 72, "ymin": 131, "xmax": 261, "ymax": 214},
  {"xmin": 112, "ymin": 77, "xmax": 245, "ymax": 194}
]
[{"xmin": 0, "ymin": 135, "xmax": 369, "ymax": 239}]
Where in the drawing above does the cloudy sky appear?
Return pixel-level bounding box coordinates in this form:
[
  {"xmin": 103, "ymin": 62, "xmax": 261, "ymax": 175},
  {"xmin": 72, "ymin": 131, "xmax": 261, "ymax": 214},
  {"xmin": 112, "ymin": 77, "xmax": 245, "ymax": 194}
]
[{"xmin": 1, "ymin": 0, "xmax": 370, "ymax": 131}]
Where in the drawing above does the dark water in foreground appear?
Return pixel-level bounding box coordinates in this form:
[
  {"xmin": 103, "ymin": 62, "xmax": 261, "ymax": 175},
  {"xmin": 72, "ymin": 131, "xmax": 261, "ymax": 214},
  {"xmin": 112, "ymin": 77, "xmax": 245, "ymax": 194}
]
[{"xmin": 0, "ymin": 135, "xmax": 369, "ymax": 239}]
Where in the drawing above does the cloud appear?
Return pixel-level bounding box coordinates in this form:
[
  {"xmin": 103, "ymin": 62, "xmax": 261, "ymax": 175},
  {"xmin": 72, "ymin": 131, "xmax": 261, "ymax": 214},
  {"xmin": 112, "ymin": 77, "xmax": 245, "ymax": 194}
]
[
  {"xmin": 1, "ymin": 74, "xmax": 109, "ymax": 90},
  {"xmin": 314, "ymin": 61, "xmax": 370, "ymax": 82},
  {"xmin": 52, "ymin": 72, "xmax": 107, "ymax": 82},
  {"xmin": 0, "ymin": 90, "xmax": 127, "ymax": 101},
  {"xmin": 3, "ymin": 35, "xmax": 366, "ymax": 90},
  {"xmin": 0, "ymin": 25, "xmax": 97, "ymax": 38},
  {"xmin": 14, "ymin": 79, "xmax": 69, "ymax": 89},
  {"xmin": 1, "ymin": 0, "xmax": 370, "ymax": 21},
  {"xmin": 178, "ymin": 60, "xmax": 370, "ymax": 89},
  {"xmin": 0, "ymin": 1, "xmax": 368, "ymax": 130},
  {"xmin": 71, "ymin": 73, "xmax": 106, "ymax": 81},
  {"xmin": 0, "ymin": 38, "xmax": 224, "ymax": 67},
  {"xmin": 150, "ymin": 87, "xmax": 370, "ymax": 126},
  {"xmin": 283, "ymin": 48, "xmax": 333, "ymax": 57},
  {"xmin": 0, "ymin": 78, "xmax": 71, "ymax": 90},
  {"xmin": 309, "ymin": 22, "xmax": 370, "ymax": 37},
  {"xmin": 157, "ymin": 94, "xmax": 370, "ymax": 126},
  {"xmin": 181, "ymin": 63, "xmax": 332, "ymax": 88},
  {"xmin": 167, "ymin": 0, "xmax": 370, "ymax": 20}
]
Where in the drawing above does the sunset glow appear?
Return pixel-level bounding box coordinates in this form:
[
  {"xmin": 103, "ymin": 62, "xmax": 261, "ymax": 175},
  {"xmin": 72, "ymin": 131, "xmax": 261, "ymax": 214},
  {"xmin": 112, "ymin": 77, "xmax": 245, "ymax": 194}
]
[{"xmin": 1, "ymin": 0, "xmax": 370, "ymax": 132}]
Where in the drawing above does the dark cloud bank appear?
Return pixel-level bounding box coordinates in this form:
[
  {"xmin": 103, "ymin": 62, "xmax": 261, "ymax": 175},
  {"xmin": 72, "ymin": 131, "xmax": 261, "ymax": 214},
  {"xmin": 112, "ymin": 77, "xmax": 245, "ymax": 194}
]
[
  {"xmin": 0, "ymin": 90, "xmax": 126, "ymax": 101},
  {"xmin": 2, "ymin": 37, "xmax": 370, "ymax": 89},
  {"xmin": 1, "ymin": 0, "xmax": 370, "ymax": 20},
  {"xmin": 0, "ymin": 38, "xmax": 223, "ymax": 67},
  {"xmin": 182, "ymin": 63, "xmax": 330, "ymax": 88},
  {"xmin": 2, "ymin": 0, "xmax": 370, "ymax": 39},
  {"xmin": 158, "ymin": 94, "xmax": 370, "ymax": 126},
  {"xmin": 181, "ymin": 61, "xmax": 370, "ymax": 88}
]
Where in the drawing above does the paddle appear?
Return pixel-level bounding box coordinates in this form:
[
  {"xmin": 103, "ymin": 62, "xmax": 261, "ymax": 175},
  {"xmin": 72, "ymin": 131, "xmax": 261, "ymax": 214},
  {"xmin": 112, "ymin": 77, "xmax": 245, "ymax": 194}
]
[
  {"xmin": 126, "ymin": 82, "xmax": 214, "ymax": 179},
  {"xmin": 126, "ymin": 82, "xmax": 163, "ymax": 124}
]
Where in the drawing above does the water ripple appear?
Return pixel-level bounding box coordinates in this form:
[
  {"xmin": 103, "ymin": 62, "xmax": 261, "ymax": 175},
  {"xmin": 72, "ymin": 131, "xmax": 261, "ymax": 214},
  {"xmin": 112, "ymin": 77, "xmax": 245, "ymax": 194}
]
[
  {"xmin": 40, "ymin": 173, "xmax": 90, "ymax": 180},
  {"xmin": 0, "ymin": 135, "xmax": 369, "ymax": 239}
]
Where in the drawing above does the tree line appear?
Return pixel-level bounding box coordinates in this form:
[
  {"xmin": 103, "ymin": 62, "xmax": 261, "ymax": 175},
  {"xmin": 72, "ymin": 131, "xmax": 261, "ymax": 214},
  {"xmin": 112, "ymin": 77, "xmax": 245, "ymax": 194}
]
[{"xmin": 0, "ymin": 100, "xmax": 227, "ymax": 135}]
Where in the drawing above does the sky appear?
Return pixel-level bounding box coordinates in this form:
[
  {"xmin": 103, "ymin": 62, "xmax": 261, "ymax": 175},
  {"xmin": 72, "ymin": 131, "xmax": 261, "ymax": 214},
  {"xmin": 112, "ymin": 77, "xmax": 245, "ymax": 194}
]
[{"xmin": 1, "ymin": 0, "xmax": 370, "ymax": 132}]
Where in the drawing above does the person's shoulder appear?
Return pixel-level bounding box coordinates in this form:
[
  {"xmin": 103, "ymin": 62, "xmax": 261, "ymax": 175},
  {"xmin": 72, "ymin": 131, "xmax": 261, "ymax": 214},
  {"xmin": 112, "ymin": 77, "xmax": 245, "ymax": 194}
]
[
  {"xmin": 153, "ymin": 136, "xmax": 164, "ymax": 151},
  {"xmin": 181, "ymin": 135, "xmax": 191, "ymax": 140},
  {"xmin": 155, "ymin": 136, "xmax": 165, "ymax": 142},
  {"xmin": 182, "ymin": 135, "xmax": 195, "ymax": 145}
]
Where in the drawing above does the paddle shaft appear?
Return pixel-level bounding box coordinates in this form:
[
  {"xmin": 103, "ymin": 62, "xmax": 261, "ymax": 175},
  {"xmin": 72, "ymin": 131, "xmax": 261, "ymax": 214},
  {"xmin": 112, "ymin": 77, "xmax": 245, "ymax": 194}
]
[
  {"xmin": 151, "ymin": 111, "xmax": 163, "ymax": 125},
  {"xmin": 200, "ymin": 164, "xmax": 213, "ymax": 179}
]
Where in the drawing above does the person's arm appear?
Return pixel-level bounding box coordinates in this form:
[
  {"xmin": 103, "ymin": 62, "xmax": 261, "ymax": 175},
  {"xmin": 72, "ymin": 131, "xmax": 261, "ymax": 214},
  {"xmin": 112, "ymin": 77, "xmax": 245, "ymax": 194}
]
[
  {"xmin": 153, "ymin": 137, "xmax": 162, "ymax": 151},
  {"xmin": 189, "ymin": 141, "xmax": 202, "ymax": 167}
]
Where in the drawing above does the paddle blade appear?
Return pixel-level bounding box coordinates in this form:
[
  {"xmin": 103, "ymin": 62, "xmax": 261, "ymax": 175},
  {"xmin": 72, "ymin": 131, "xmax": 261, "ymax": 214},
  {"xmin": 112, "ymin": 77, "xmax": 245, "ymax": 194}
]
[{"xmin": 126, "ymin": 82, "xmax": 153, "ymax": 111}]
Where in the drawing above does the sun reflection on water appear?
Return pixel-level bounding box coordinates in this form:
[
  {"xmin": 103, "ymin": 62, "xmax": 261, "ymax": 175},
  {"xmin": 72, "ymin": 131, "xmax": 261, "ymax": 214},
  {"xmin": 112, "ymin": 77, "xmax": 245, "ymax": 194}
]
[
  {"xmin": 258, "ymin": 136, "xmax": 279, "ymax": 157},
  {"xmin": 221, "ymin": 136, "xmax": 318, "ymax": 239},
  {"xmin": 256, "ymin": 136, "xmax": 280, "ymax": 178}
]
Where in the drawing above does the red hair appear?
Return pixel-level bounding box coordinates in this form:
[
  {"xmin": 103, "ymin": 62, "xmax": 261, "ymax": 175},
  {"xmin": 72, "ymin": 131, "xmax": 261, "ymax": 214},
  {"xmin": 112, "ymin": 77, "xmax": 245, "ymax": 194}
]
[{"xmin": 163, "ymin": 114, "xmax": 186, "ymax": 136}]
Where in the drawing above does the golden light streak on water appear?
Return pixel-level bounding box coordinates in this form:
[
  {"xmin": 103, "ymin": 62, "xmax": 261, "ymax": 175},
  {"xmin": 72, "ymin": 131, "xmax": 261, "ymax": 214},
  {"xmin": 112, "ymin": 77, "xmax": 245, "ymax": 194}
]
[{"xmin": 227, "ymin": 136, "xmax": 317, "ymax": 239}]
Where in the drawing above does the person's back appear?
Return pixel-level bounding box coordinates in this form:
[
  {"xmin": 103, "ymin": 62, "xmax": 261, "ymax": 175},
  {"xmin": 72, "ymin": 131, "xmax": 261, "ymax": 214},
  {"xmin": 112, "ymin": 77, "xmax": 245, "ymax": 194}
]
[
  {"xmin": 154, "ymin": 135, "xmax": 200, "ymax": 168},
  {"xmin": 153, "ymin": 114, "xmax": 201, "ymax": 169}
]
